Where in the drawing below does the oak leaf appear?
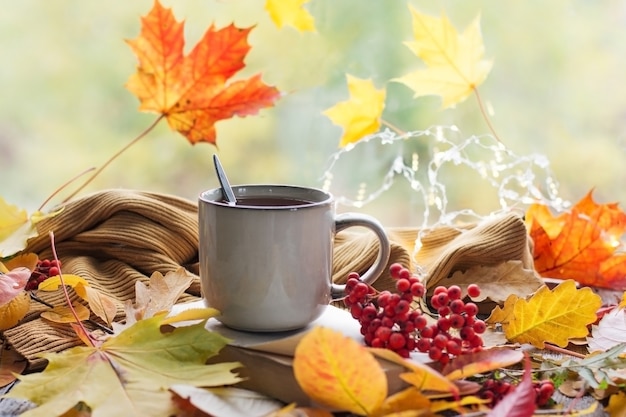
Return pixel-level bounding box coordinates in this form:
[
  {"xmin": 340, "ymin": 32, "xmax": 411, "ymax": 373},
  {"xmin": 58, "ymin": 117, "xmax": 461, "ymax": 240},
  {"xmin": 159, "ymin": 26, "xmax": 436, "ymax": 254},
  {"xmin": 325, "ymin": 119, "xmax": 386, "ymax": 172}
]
[
  {"xmin": 6, "ymin": 315, "xmax": 241, "ymax": 417},
  {"xmin": 527, "ymin": 190, "xmax": 626, "ymax": 289},
  {"xmin": 486, "ymin": 280, "xmax": 601, "ymax": 348},
  {"xmin": 323, "ymin": 75, "xmax": 386, "ymax": 148},
  {"xmin": 265, "ymin": 0, "xmax": 316, "ymax": 32},
  {"xmin": 126, "ymin": 0, "xmax": 281, "ymax": 146},
  {"xmin": 293, "ymin": 326, "xmax": 387, "ymax": 415},
  {"xmin": 394, "ymin": 7, "xmax": 492, "ymax": 108},
  {"xmin": 587, "ymin": 307, "xmax": 626, "ymax": 353},
  {"xmin": 448, "ymin": 261, "xmax": 543, "ymax": 303}
]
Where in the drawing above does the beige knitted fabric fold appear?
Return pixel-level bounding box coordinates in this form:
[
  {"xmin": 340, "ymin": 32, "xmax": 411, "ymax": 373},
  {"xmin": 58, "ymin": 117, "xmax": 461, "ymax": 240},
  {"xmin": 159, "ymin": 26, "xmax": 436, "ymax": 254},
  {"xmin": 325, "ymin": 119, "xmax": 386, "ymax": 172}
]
[{"xmin": 2, "ymin": 189, "xmax": 533, "ymax": 371}]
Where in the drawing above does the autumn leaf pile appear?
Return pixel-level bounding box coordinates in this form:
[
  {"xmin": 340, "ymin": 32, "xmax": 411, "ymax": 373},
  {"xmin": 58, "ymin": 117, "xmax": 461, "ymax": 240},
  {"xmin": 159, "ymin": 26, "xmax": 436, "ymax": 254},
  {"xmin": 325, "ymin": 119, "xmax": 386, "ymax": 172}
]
[{"xmin": 3, "ymin": 1, "xmax": 626, "ymax": 416}]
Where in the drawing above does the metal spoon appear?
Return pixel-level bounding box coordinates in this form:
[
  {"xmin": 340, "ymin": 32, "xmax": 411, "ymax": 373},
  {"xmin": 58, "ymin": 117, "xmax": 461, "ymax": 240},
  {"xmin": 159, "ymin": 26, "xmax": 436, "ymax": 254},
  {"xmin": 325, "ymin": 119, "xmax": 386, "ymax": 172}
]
[{"xmin": 213, "ymin": 154, "xmax": 237, "ymax": 205}]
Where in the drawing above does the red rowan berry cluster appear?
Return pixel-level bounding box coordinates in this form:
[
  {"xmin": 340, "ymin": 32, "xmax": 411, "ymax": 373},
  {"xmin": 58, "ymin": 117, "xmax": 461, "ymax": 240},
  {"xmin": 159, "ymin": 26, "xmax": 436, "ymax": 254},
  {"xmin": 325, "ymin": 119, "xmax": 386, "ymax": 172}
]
[
  {"xmin": 25, "ymin": 259, "xmax": 61, "ymax": 291},
  {"xmin": 479, "ymin": 378, "xmax": 555, "ymax": 407},
  {"xmin": 416, "ymin": 283, "xmax": 486, "ymax": 364},
  {"xmin": 343, "ymin": 263, "xmax": 485, "ymax": 364}
]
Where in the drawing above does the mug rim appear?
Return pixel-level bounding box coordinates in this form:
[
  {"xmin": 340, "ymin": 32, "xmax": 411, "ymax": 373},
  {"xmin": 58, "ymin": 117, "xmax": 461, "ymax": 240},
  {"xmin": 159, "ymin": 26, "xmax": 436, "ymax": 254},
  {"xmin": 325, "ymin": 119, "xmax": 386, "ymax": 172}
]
[{"xmin": 199, "ymin": 184, "xmax": 333, "ymax": 209}]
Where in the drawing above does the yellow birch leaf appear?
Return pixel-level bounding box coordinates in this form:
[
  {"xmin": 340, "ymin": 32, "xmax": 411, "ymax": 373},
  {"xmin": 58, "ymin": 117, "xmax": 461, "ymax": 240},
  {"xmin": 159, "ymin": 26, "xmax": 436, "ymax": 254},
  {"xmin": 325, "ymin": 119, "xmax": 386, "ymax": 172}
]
[
  {"xmin": 393, "ymin": 7, "xmax": 492, "ymax": 109},
  {"xmin": 323, "ymin": 75, "xmax": 386, "ymax": 148},
  {"xmin": 38, "ymin": 275, "xmax": 90, "ymax": 291},
  {"xmin": 0, "ymin": 198, "xmax": 62, "ymax": 257},
  {"xmin": 293, "ymin": 327, "xmax": 387, "ymax": 415},
  {"xmin": 76, "ymin": 283, "xmax": 118, "ymax": 326},
  {"xmin": 41, "ymin": 303, "xmax": 91, "ymax": 324},
  {"xmin": 369, "ymin": 348, "xmax": 458, "ymax": 395},
  {"xmin": 0, "ymin": 291, "xmax": 30, "ymax": 330},
  {"xmin": 490, "ymin": 280, "xmax": 601, "ymax": 348},
  {"xmin": 265, "ymin": 0, "xmax": 316, "ymax": 32}
]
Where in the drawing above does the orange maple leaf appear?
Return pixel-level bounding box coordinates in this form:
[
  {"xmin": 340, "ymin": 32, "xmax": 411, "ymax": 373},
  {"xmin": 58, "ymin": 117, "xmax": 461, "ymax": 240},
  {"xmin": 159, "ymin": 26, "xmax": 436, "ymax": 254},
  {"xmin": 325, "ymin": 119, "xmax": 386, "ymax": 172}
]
[
  {"xmin": 527, "ymin": 190, "xmax": 626, "ymax": 289},
  {"xmin": 126, "ymin": 0, "xmax": 281, "ymax": 146}
]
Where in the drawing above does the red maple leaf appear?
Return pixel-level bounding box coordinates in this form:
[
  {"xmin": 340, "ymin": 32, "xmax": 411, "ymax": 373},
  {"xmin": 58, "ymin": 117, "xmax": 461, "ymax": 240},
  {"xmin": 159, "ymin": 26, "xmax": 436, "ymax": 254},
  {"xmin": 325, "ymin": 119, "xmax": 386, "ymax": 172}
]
[
  {"xmin": 527, "ymin": 190, "xmax": 626, "ymax": 289},
  {"xmin": 125, "ymin": 0, "xmax": 281, "ymax": 145}
]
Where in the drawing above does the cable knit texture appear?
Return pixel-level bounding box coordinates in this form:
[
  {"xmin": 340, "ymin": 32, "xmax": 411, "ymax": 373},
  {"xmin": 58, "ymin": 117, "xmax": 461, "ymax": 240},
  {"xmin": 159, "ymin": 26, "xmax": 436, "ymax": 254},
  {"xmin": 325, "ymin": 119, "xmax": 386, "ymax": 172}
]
[{"xmin": 2, "ymin": 189, "xmax": 532, "ymax": 370}]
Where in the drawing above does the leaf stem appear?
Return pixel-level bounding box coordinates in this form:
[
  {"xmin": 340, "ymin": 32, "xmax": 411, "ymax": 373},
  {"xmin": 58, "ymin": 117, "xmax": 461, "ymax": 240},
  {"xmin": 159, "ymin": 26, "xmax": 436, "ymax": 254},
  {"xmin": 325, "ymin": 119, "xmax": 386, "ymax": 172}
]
[
  {"xmin": 48, "ymin": 231, "xmax": 97, "ymax": 347},
  {"xmin": 543, "ymin": 343, "xmax": 586, "ymax": 359},
  {"xmin": 473, "ymin": 87, "xmax": 504, "ymax": 145},
  {"xmin": 62, "ymin": 114, "xmax": 165, "ymax": 203},
  {"xmin": 381, "ymin": 119, "xmax": 408, "ymax": 137},
  {"xmin": 37, "ymin": 167, "xmax": 96, "ymax": 212}
]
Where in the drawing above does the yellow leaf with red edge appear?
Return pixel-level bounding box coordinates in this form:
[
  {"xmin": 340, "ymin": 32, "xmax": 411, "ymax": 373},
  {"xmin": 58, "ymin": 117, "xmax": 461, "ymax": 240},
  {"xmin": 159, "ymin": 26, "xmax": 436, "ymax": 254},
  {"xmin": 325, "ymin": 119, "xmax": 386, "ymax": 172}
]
[
  {"xmin": 527, "ymin": 190, "xmax": 626, "ymax": 289},
  {"xmin": 265, "ymin": 0, "xmax": 316, "ymax": 32},
  {"xmin": 324, "ymin": 75, "xmax": 386, "ymax": 148},
  {"xmin": 486, "ymin": 280, "xmax": 601, "ymax": 348},
  {"xmin": 369, "ymin": 348, "xmax": 458, "ymax": 395},
  {"xmin": 126, "ymin": 0, "xmax": 281, "ymax": 146},
  {"xmin": 394, "ymin": 7, "xmax": 492, "ymax": 108},
  {"xmin": 293, "ymin": 327, "xmax": 387, "ymax": 415}
]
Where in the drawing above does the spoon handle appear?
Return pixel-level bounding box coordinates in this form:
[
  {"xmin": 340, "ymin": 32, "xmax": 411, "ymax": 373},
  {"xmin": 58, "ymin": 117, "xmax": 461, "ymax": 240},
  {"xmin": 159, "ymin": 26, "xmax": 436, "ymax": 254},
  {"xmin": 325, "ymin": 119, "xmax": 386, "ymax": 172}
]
[{"xmin": 213, "ymin": 154, "xmax": 237, "ymax": 205}]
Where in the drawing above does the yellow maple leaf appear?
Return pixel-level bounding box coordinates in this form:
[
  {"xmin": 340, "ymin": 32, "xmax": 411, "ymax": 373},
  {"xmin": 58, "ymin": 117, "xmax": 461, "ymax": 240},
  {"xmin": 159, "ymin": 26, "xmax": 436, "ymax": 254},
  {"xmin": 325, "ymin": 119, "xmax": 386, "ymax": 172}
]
[
  {"xmin": 394, "ymin": 6, "xmax": 492, "ymax": 108},
  {"xmin": 487, "ymin": 281, "xmax": 602, "ymax": 348},
  {"xmin": 323, "ymin": 75, "xmax": 386, "ymax": 148},
  {"xmin": 265, "ymin": 0, "xmax": 316, "ymax": 32}
]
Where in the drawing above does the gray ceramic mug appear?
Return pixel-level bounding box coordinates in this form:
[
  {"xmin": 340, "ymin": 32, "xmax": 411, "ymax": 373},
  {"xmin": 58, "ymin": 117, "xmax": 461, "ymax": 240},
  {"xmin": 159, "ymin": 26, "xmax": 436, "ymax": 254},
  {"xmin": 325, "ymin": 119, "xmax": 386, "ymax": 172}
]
[{"xmin": 198, "ymin": 184, "xmax": 391, "ymax": 332}]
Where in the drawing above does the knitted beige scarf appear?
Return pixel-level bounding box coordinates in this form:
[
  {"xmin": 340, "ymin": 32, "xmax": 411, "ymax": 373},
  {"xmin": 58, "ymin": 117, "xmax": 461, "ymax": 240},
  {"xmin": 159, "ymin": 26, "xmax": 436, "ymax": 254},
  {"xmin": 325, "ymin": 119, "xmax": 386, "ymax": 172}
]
[{"xmin": 2, "ymin": 189, "xmax": 532, "ymax": 370}]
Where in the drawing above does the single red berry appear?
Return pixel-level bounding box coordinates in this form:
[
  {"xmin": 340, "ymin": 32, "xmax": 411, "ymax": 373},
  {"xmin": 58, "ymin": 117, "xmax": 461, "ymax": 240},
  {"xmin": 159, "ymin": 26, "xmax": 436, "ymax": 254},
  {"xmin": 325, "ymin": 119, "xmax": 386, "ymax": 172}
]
[
  {"xmin": 435, "ymin": 292, "xmax": 449, "ymax": 308},
  {"xmin": 48, "ymin": 266, "xmax": 60, "ymax": 277},
  {"xmin": 414, "ymin": 314, "xmax": 428, "ymax": 330},
  {"xmin": 397, "ymin": 268, "xmax": 411, "ymax": 280},
  {"xmin": 420, "ymin": 325, "xmax": 435, "ymax": 339},
  {"xmin": 353, "ymin": 282, "xmax": 370, "ymax": 298},
  {"xmin": 434, "ymin": 286, "xmax": 448, "ymax": 295},
  {"xmin": 389, "ymin": 263, "xmax": 403, "ymax": 277},
  {"xmin": 371, "ymin": 338, "xmax": 385, "ymax": 348},
  {"xmin": 377, "ymin": 291, "xmax": 391, "ymax": 307},
  {"xmin": 416, "ymin": 338, "xmax": 431, "ymax": 352},
  {"xmin": 410, "ymin": 282, "xmax": 425, "ymax": 297},
  {"xmin": 450, "ymin": 299, "xmax": 465, "ymax": 314},
  {"xmin": 464, "ymin": 302, "xmax": 479, "ymax": 317},
  {"xmin": 437, "ymin": 317, "xmax": 451, "ymax": 332},
  {"xmin": 467, "ymin": 283, "xmax": 481, "ymax": 298},
  {"xmin": 473, "ymin": 319, "xmax": 487, "ymax": 334},
  {"xmin": 428, "ymin": 346, "xmax": 442, "ymax": 361},
  {"xmin": 350, "ymin": 303, "xmax": 363, "ymax": 319},
  {"xmin": 395, "ymin": 300, "xmax": 410, "ymax": 315},
  {"xmin": 396, "ymin": 278, "xmax": 411, "ymax": 293},
  {"xmin": 446, "ymin": 339, "xmax": 462, "ymax": 355},
  {"xmin": 460, "ymin": 326, "xmax": 475, "ymax": 341},
  {"xmin": 449, "ymin": 313, "xmax": 465, "ymax": 329},
  {"xmin": 362, "ymin": 305, "xmax": 378, "ymax": 322},
  {"xmin": 433, "ymin": 334, "xmax": 448, "ymax": 349},
  {"xmin": 388, "ymin": 332, "xmax": 406, "ymax": 350},
  {"xmin": 437, "ymin": 306, "xmax": 451, "ymax": 317},
  {"xmin": 375, "ymin": 326, "xmax": 392, "ymax": 342},
  {"xmin": 447, "ymin": 285, "xmax": 462, "ymax": 300}
]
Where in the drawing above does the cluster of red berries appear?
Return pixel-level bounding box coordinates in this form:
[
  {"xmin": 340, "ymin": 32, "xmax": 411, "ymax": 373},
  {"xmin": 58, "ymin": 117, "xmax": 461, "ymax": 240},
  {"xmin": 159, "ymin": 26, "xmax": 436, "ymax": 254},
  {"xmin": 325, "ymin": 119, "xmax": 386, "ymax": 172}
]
[
  {"xmin": 343, "ymin": 263, "xmax": 485, "ymax": 364},
  {"xmin": 416, "ymin": 283, "xmax": 485, "ymax": 364},
  {"xmin": 25, "ymin": 259, "xmax": 60, "ymax": 291},
  {"xmin": 479, "ymin": 378, "xmax": 555, "ymax": 407}
]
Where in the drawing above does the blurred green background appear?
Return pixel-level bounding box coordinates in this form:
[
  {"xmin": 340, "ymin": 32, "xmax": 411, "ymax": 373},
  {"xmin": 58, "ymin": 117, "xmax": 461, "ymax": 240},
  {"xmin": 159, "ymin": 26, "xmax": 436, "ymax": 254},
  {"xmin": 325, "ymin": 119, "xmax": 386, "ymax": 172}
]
[{"xmin": 2, "ymin": 0, "xmax": 626, "ymax": 226}]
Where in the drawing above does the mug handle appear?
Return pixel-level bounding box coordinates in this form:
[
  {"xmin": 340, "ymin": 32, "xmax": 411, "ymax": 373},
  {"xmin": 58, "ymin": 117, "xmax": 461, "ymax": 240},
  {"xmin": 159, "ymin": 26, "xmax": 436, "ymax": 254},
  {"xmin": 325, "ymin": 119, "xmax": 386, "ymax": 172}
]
[{"xmin": 331, "ymin": 213, "xmax": 391, "ymax": 298}]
